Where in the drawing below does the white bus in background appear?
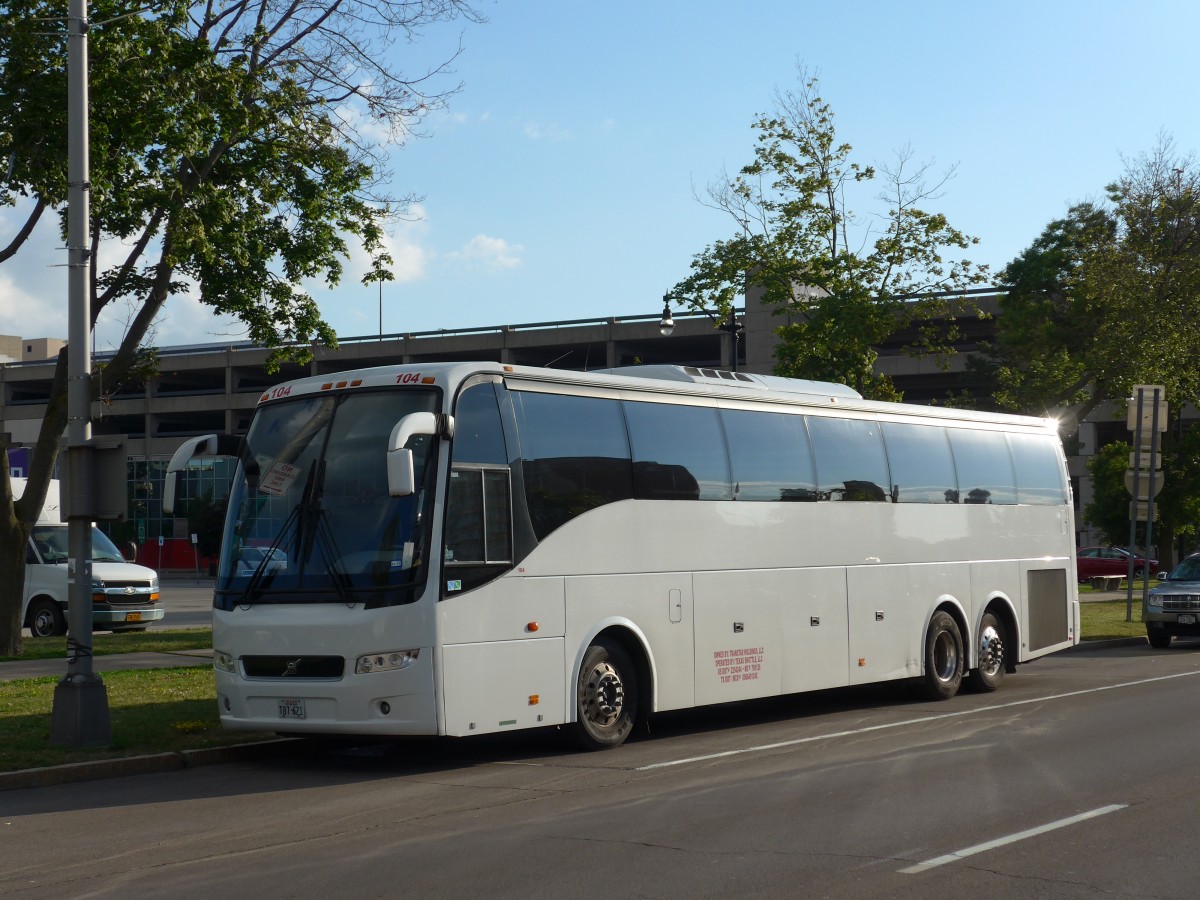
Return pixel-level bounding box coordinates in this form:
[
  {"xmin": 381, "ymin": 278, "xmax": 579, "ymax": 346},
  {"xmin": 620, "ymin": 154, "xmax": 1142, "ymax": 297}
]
[{"xmin": 167, "ymin": 362, "xmax": 1079, "ymax": 749}]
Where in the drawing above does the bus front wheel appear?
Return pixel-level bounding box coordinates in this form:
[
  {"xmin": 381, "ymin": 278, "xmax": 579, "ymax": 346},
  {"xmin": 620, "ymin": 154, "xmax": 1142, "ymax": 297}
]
[
  {"xmin": 922, "ymin": 611, "xmax": 963, "ymax": 701},
  {"xmin": 574, "ymin": 639, "xmax": 638, "ymax": 750}
]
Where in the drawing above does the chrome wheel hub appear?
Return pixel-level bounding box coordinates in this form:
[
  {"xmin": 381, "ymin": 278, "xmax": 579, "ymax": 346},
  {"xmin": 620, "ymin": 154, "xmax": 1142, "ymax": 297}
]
[
  {"xmin": 979, "ymin": 625, "xmax": 1004, "ymax": 676},
  {"xmin": 583, "ymin": 661, "xmax": 624, "ymax": 725}
]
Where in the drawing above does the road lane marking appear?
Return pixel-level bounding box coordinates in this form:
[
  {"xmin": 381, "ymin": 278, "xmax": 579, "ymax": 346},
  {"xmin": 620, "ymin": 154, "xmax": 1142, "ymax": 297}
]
[
  {"xmin": 898, "ymin": 804, "xmax": 1127, "ymax": 874},
  {"xmin": 635, "ymin": 670, "xmax": 1200, "ymax": 771}
]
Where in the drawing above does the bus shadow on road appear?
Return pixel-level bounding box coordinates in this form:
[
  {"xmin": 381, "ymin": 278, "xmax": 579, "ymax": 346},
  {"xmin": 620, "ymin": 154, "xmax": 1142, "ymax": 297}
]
[{"xmin": 268, "ymin": 678, "xmax": 930, "ymax": 774}]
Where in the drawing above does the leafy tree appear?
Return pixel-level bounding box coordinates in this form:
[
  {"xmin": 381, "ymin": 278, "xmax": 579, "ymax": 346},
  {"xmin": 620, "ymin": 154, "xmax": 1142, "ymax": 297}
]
[
  {"xmin": 670, "ymin": 66, "xmax": 989, "ymax": 400},
  {"xmin": 982, "ymin": 137, "xmax": 1200, "ymax": 435},
  {"xmin": 1083, "ymin": 442, "xmax": 1137, "ymax": 547},
  {"xmin": 0, "ymin": 0, "xmax": 480, "ymax": 655},
  {"xmin": 1086, "ymin": 429, "xmax": 1200, "ymax": 568}
]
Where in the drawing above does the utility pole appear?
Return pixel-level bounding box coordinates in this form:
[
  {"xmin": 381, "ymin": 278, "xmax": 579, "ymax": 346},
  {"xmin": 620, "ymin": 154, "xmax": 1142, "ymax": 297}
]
[{"xmin": 51, "ymin": 0, "xmax": 111, "ymax": 746}]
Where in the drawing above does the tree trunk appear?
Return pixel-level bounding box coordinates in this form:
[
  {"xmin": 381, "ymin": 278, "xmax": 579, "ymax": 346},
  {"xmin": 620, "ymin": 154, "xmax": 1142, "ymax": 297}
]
[
  {"xmin": 0, "ymin": 515, "xmax": 31, "ymax": 657},
  {"xmin": 0, "ymin": 349, "xmax": 68, "ymax": 656}
]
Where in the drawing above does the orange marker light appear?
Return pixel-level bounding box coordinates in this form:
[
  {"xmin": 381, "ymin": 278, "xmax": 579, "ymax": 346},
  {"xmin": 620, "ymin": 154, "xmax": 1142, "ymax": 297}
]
[
  {"xmin": 529, "ymin": 695, "xmax": 540, "ymax": 705},
  {"xmin": 526, "ymin": 622, "xmax": 540, "ymax": 632},
  {"xmin": 858, "ymin": 658, "xmax": 866, "ymax": 667}
]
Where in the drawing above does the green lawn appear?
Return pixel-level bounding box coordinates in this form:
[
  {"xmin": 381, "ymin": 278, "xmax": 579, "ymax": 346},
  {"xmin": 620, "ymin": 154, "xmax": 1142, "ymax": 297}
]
[
  {"xmin": 0, "ymin": 667, "xmax": 274, "ymax": 773},
  {"xmin": 1079, "ymin": 599, "xmax": 1148, "ymax": 641},
  {"xmin": 1, "ymin": 628, "xmax": 213, "ymax": 662}
]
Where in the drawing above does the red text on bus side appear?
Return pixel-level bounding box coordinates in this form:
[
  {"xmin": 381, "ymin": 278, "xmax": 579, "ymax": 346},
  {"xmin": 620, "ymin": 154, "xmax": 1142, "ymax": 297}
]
[
  {"xmin": 395, "ymin": 372, "xmax": 422, "ymax": 384},
  {"xmin": 713, "ymin": 646, "xmax": 764, "ymax": 684}
]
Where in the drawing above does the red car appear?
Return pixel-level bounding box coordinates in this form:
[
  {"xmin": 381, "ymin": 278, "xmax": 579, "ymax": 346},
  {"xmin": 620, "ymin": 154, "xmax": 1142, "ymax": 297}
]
[{"xmin": 1076, "ymin": 546, "xmax": 1158, "ymax": 582}]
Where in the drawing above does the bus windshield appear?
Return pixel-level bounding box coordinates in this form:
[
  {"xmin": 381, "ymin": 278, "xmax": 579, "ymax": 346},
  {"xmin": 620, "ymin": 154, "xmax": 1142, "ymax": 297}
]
[{"xmin": 216, "ymin": 388, "xmax": 440, "ymax": 607}]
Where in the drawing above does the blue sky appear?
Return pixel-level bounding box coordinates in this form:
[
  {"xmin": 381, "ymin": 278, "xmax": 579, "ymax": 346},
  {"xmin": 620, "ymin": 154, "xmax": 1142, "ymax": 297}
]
[{"xmin": 3, "ymin": 0, "xmax": 1199, "ymax": 351}]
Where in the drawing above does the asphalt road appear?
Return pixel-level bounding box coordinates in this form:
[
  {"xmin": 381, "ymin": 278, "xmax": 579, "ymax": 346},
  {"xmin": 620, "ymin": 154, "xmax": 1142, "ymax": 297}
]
[
  {"xmin": 4, "ymin": 641, "xmax": 1200, "ymax": 898},
  {"xmin": 151, "ymin": 578, "xmax": 215, "ymax": 630}
]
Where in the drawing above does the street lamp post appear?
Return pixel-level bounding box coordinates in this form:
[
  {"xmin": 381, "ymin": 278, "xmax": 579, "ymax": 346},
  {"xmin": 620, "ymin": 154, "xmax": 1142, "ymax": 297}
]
[
  {"xmin": 658, "ymin": 294, "xmax": 744, "ymax": 372},
  {"xmin": 51, "ymin": 0, "xmax": 111, "ymax": 747}
]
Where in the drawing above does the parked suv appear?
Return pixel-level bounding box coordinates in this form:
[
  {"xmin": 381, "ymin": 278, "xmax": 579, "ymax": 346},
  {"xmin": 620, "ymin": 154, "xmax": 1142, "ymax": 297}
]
[{"xmin": 1144, "ymin": 554, "xmax": 1200, "ymax": 648}]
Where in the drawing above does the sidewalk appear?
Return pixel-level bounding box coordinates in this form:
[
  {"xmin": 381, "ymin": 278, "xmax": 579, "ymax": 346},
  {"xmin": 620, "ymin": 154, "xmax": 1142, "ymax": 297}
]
[{"xmin": 0, "ymin": 648, "xmax": 213, "ymax": 682}]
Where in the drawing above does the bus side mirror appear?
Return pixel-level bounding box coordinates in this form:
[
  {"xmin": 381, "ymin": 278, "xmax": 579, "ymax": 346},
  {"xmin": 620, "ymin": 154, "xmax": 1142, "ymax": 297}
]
[
  {"xmin": 163, "ymin": 433, "xmax": 243, "ymax": 514},
  {"xmin": 387, "ymin": 413, "xmax": 454, "ymax": 496}
]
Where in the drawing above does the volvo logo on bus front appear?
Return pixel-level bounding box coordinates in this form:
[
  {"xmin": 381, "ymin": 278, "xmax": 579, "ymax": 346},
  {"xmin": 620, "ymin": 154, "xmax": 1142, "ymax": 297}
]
[{"xmin": 282, "ymin": 659, "xmax": 302, "ymax": 677}]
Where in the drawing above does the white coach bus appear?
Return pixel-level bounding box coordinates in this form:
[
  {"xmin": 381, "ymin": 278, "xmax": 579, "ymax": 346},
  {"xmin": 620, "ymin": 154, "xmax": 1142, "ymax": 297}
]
[{"xmin": 166, "ymin": 362, "xmax": 1079, "ymax": 749}]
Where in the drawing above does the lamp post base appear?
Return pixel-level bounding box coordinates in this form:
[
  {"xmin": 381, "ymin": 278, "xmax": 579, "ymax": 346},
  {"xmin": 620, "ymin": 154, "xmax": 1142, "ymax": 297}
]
[{"xmin": 50, "ymin": 675, "xmax": 112, "ymax": 747}]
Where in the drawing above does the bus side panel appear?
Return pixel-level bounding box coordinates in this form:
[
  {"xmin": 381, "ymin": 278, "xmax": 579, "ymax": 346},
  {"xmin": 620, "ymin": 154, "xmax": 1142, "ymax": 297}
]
[
  {"xmin": 1021, "ymin": 560, "xmax": 1078, "ymax": 657},
  {"xmin": 846, "ymin": 563, "xmax": 971, "ymax": 685},
  {"xmin": 780, "ymin": 567, "xmax": 851, "ymax": 694},
  {"xmin": 438, "ymin": 576, "xmax": 567, "ymax": 737},
  {"xmin": 440, "ymin": 638, "xmax": 566, "ymax": 737},
  {"xmin": 693, "ymin": 568, "xmax": 851, "ymax": 704},
  {"xmin": 565, "ymin": 573, "xmax": 695, "ymax": 713},
  {"xmin": 693, "ymin": 570, "xmax": 783, "ymax": 705},
  {"xmin": 968, "ymin": 559, "xmax": 1075, "ymax": 661},
  {"xmin": 439, "ymin": 575, "xmax": 566, "ymax": 644}
]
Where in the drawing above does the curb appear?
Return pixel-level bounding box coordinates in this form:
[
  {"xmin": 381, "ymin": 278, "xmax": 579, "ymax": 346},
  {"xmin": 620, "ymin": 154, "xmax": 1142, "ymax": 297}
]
[
  {"xmin": 1070, "ymin": 636, "xmax": 1148, "ymax": 651},
  {"xmin": 0, "ymin": 738, "xmax": 307, "ymax": 792}
]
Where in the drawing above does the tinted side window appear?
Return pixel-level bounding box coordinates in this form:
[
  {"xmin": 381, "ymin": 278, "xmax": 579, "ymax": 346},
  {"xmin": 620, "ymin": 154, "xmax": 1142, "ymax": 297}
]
[
  {"xmin": 948, "ymin": 429, "xmax": 1017, "ymax": 504},
  {"xmin": 807, "ymin": 416, "xmax": 891, "ymax": 501},
  {"xmin": 882, "ymin": 422, "xmax": 959, "ymax": 503},
  {"xmin": 721, "ymin": 408, "xmax": 817, "ymax": 501},
  {"xmin": 625, "ymin": 401, "xmax": 733, "ymax": 501},
  {"xmin": 1008, "ymin": 433, "xmax": 1067, "ymax": 506},
  {"xmin": 452, "ymin": 382, "xmax": 508, "ymax": 465},
  {"xmin": 513, "ymin": 392, "xmax": 633, "ymax": 540}
]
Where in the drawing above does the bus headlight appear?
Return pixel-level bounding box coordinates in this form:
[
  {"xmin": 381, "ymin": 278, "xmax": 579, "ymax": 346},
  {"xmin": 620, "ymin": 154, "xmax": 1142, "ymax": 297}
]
[
  {"xmin": 356, "ymin": 649, "xmax": 420, "ymax": 674},
  {"xmin": 213, "ymin": 650, "xmax": 236, "ymax": 673}
]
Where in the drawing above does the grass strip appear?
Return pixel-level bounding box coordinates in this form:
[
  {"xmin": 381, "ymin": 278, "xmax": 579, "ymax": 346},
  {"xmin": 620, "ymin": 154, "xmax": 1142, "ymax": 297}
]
[
  {"xmin": 1079, "ymin": 599, "xmax": 1146, "ymax": 641},
  {"xmin": 0, "ymin": 667, "xmax": 273, "ymax": 773},
  {"xmin": 1, "ymin": 629, "xmax": 213, "ymax": 662}
]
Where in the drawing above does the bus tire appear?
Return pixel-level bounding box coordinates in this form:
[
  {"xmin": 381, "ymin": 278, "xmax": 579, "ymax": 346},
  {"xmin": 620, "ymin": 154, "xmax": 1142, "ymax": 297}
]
[
  {"xmin": 27, "ymin": 598, "xmax": 66, "ymax": 638},
  {"xmin": 573, "ymin": 639, "xmax": 638, "ymax": 750},
  {"xmin": 968, "ymin": 611, "xmax": 1005, "ymax": 693},
  {"xmin": 921, "ymin": 611, "xmax": 963, "ymax": 701}
]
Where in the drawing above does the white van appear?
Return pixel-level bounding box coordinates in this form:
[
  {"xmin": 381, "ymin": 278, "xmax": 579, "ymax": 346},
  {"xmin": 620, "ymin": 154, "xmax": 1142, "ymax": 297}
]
[{"xmin": 15, "ymin": 477, "xmax": 164, "ymax": 638}]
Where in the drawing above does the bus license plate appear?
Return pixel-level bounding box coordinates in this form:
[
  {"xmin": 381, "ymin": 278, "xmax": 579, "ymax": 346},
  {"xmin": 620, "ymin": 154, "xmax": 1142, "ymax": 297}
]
[
  {"xmin": 125, "ymin": 612, "xmax": 142, "ymax": 622},
  {"xmin": 278, "ymin": 698, "xmax": 306, "ymax": 719},
  {"xmin": 1179, "ymin": 614, "xmax": 1197, "ymax": 625}
]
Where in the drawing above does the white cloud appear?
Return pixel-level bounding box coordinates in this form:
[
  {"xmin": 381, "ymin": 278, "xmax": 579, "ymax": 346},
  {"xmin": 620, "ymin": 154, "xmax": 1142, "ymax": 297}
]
[
  {"xmin": 0, "ymin": 205, "xmax": 69, "ymax": 341},
  {"xmin": 447, "ymin": 234, "xmax": 524, "ymax": 270},
  {"xmin": 524, "ymin": 122, "xmax": 572, "ymax": 142},
  {"xmin": 332, "ymin": 208, "xmax": 431, "ymax": 286}
]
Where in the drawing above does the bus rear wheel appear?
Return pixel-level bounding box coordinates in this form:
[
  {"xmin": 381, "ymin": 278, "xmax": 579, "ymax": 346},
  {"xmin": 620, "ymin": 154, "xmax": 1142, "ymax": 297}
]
[
  {"xmin": 573, "ymin": 639, "xmax": 638, "ymax": 750},
  {"xmin": 968, "ymin": 611, "xmax": 1005, "ymax": 693},
  {"xmin": 921, "ymin": 611, "xmax": 963, "ymax": 701}
]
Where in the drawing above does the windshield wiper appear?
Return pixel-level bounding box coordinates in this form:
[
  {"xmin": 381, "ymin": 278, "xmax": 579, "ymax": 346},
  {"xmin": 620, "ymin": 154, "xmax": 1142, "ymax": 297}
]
[{"xmin": 241, "ymin": 460, "xmax": 355, "ymax": 606}]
